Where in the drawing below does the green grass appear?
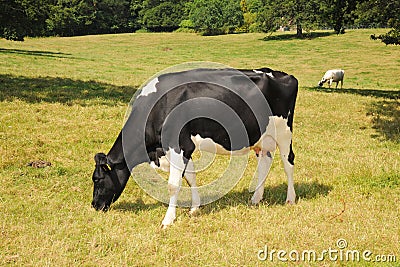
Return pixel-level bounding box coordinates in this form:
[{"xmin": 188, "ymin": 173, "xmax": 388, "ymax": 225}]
[{"xmin": 1, "ymin": 29, "xmax": 399, "ymax": 266}]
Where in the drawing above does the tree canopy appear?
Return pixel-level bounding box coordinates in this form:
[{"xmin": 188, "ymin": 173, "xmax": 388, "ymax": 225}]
[{"xmin": 0, "ymin": 0, "xmax": 399, "ymax": 44}]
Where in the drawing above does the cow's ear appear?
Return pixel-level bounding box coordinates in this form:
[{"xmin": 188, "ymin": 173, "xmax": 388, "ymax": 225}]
[{"xmin": 94, "ymin": 153, "xmax": 108, "ymax": 166}]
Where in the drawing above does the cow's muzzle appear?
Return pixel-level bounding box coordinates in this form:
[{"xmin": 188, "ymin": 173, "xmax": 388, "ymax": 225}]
[{"xmin": 91, "ymin": 201, "xmax": 110, "ymax": 212}]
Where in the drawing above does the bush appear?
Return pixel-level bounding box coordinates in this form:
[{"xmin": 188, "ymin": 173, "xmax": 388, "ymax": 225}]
[
  {"xmin": 189, "ymin": 0, "xmax": 243, "ymax": 35},
  {"xmin": 371, "ymin": 20, "xmax": 400, "ymax": 45},
  {"xmin": 371, "ymin": 29, "xmax": 400, "ymax": 45}
]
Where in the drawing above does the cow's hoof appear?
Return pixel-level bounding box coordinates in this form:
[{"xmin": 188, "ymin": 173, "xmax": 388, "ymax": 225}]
[
  {"xmin": 189, "ymin": 207, "xmax": 200, "ymax": 216},
  {"xmin": 251, "ymin": 194, "xmax": 262, "ymax": 205},
  {"xmin": 161, "ymin": 217, "xmax": 175, "ymax": 229},
  {"xmin": 286, "ymin": 199, "xmax": 295, "ymax": 205},
  {"xmin": 160, "ymin": 223, "xmax": 172, "ymax": 230}
]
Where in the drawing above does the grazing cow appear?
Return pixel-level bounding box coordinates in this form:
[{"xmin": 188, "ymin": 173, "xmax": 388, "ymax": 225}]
[
  {"xmin": 318, "ymin": 69, "xmax": 345, "ymax": 88},
  {"xmin": 91, "ymin": 67, "xmax": 298, "ymax": 228}
]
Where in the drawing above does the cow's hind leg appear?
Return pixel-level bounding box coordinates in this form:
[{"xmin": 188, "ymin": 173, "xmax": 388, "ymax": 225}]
[
  {"xmin": 161, "ymin": 149, "xmax": 185, "ymax": 229},
  {"xmin": 279, "ymin": 141, "xmax": 296, "ymax": 204},
  {"xmin": 251, "ymin": 151, "xmax": 273, "ymax": 205},
  {"xmin": 275, "ymin": 119, "xmax": 296, "ymax": 205},
  {"xmin": 185, "ymin": 159, "xmax": 200, "ymax": 215}
]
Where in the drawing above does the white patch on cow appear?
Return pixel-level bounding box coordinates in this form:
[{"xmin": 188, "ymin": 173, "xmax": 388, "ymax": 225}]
[
  {"xmin": 161, "ymin": 148, "xmax": 185, "ymax": 228},
  {"xmin": 151, "ymin": 153, "xmax": 200, "ymax": 221},
  {"xmin": 253, "ymin": 69, "xmax": 264, "ymax": 74},
  {"xmin": 251, "ymin": 153, "xmax": 273, "ymax": 204},
  {"xmin": 191, "ymin": 134, "xmax": 251, "ymax": 155},
  {"xmin": 150, "ymin": 161, "xmax": 158, "ymax": 169},
  {"xmin": 150, "ymin": 155, "xmax": 170, "ymax": 172},
  {"xmin": 185, "ymin": 160, "xmax": 200, "ymax": 214},
  {"xmin": 266, "ymin": 116, "xmax": 292, "ymax": 148},
  {"xmin": 268, "ymin": 116, "xmax": 295, "ymax": 204},
  {"xmin": 190, "ymin": 116, "xmax": 290, "ymax": 156},
  {"xmin": 253, "ymin": 69, "xmax": 274, "ymax": 78},
  {"xmin": 250, "ymin": 116, "xmax": 295, "ymax": 204},
  {"xmin": 139, "ymin": 77, "xmax": 159, "ymax": 97}
]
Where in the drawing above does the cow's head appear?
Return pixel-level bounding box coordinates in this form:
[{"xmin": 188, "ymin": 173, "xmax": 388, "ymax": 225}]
[
  {"xmin": 91, "ymin": 153, "xmax": 123, "ymax": 211},
  {"xmin": 318, "ymin": 78, "xmax": 326, "ymax": 87}
]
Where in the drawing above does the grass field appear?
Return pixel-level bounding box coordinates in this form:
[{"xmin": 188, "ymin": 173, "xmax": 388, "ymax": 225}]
[{"xmin": 1, "ymin": 29, "xmax": 399, "ymax": 266}]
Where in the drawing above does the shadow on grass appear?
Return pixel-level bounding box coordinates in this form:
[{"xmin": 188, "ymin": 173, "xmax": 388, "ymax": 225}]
[
  {"xmin": 0, "ymin": 74, "xmax": 136, "ymax": 106},
  {"xmin": 201, "ymin": 181, "xmax": 333, "ymax": 214},
  {"xmin": 112, "ymin": 199, "xmax": 161, "ymax": 213},
  {"xmin": 307, "ymin": 86, "xmax": 400, "ymax": 143},
  {"xmin": 307, "ymin": 86, "xmax": 400, "ymax": 99},
  {"xmin": 110, "ymin": 181, "xmax": 332, "ymax": 215},
  {"xmin": 261, "ymin": 31, "xmax": 336, "ymax": 41},
  {"xmin": 367, "ymin": 100, "xmax": 400, "ymax": 143},
  {"xmin": 0, "ymin": 48, "xmax": 73, "ymax": 59}
]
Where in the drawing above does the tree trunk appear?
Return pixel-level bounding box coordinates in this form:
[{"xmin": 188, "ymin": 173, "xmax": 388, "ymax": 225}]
[{"xmin": 296, "ymin": 24, "xmax": 303, "ymax": 38}]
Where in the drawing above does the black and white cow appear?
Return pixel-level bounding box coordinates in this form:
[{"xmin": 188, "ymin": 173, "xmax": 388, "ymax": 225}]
[{"xmin": 91, "ymin": 67, "xmax": 298, "ymax": 228}]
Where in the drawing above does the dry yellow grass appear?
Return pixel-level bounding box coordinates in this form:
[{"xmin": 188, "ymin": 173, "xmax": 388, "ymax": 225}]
[{"xmin": 0, "ymin": 29, "xmax": 399, "ymax": 266}]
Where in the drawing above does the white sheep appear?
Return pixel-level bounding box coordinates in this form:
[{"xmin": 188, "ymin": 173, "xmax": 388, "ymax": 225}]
[{"xmin": 318, "ymin": 69, "xmax": 345, "ymax": 89}]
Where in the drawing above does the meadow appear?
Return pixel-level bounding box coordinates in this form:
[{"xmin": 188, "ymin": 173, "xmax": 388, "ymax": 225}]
[{"xmin": 0, "ymin": 29, "xmax": 399, "ymax": 266}]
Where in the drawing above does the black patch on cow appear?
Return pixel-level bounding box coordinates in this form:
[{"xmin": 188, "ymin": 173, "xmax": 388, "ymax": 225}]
[{"xmin": 122, "ymin": 68, "xmax": 298, "ymax": 171}]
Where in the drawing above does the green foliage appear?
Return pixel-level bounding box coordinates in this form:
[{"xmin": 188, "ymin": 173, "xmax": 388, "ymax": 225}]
[
  {"xmin": 366, "ymin": 1, "xmax": 400, "ymax": 45},
  {"xmin": 177, "ymin": 19, "xmax": 196, "ymax": 32},
  {"xmin": 189, "ymin": 0, "xmax": 243, "ymax": 35},
  {"xmin": 0, "ymin": 0, "xmax": 399, "ymax": 40},
  {"xmin": 371, "ymin": 20, "xmax": 400, "ymax": 45},
  {"xmin": 140, "ymin": 1, "xmax": 189, "ymax": 32},
  {"xmin": 256, "ymin": 1, "xmax": 279, "ymax": 34},
  {"xmin": 46, "ymin": 0, "xmax": 135, "ymax": 37},
  {"xmin": 255, "ymin": 0, "xmax": 324, "ymax": 37},
  {"xmin": 354, "ymin": 0, "xmax": 399, "ymax": 28},
  {"xmin": 0, "ymin": 0, "xmax": 50, "ymax": 41},
  {"xmin": 239, "ymin": 0, "xmax": 262, "ymax": 32}
]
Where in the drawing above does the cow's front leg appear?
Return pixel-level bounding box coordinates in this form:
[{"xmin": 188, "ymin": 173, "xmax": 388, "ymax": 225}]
[
  {"xmin": 251, "ymin": 151, "xmax": 273, "ymax": 205},
  {"xmin": 185, "ymin": 159, "xmax": 200, "ymax": 215},
  {"xmin": 328, "ymin": 79, "xmax": 333, "ymax": 88},
  {"xmin": 161, "ymin": 149, "xmax": 185, "ymax": 229}
]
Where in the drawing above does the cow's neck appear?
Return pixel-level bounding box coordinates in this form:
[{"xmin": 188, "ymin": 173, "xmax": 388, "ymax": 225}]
[{"xmin": 107, "ymin": 132, "xmax": 131, "ymax": 199}]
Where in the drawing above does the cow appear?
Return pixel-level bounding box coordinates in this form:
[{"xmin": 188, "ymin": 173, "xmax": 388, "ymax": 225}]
[
  {"xmin": 318, "ymin": 69, "xmax": 345, "ymax": 89},
  {"xmin": 91, "ymin": 67, "xmax": 298, "ymax": 228}
]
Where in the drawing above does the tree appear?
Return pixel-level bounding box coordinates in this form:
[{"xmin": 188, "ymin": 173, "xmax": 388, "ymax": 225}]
[
  {"xmin": 318, "ymin": 0, "xmax": 359, "ymax": 34},
  {"xmin": 46, "ymin": 0, "xmax": 136, "ymax": 36},
  {"xmin": 354, "ymin": 0, "xmax": 399, "ymax": 28},
  {"xmin": 285, "ymin": 0, "xmax": 322, "ymax": 37},
  {"xmin": 257, "ymin": 0, "xmax": 322, "ymax": 37},
  {"xmin": 45, "ymin": 0, "xmax": 96, "ymax": 37},
  {"xmin": 371, "ymin": 19, "xmax": 400, "ymax": 45},
  {"xmin": 189, "ymin": 0, "xmax": 243, "ymax": 35},
  {"xmin": 240, "ymin": 0, "xmax": 263, "ymax": 32},
  {"xmin": 356, "ymin": 0, "xmax": 400, "ymax": 45},
  {"xmin": 93, "ymin": 0, "xmax": 134, "ymax": 34},
  {"xmin": 130, "ymin": 0, "xmax": 145, "ymax": 30},
  {"xmin": 141, "ymin": 2, "xmax": 183, "ymax": 31},
  {"xmin": 0, "ymin": 0, "xmax": 50, "ymax": 41},
  {"xmin": 138, "ymin": 0, "xmax": 190, "ymax": 32}
]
